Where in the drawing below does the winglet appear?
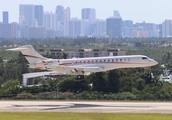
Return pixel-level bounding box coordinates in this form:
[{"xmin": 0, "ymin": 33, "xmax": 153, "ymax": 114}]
[{"xmin": 6, "ymin": 47, "xmax": 29, "ymax": 51}]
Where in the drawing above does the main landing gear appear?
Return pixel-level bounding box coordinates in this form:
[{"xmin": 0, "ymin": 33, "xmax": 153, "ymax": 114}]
[
  {"xmin": 75, "ymin": 70, "xmax": 85, "ymax": 80},
  {"xmin": 77, "ymin": 75, "xmax": 84, "ymax": 79}
]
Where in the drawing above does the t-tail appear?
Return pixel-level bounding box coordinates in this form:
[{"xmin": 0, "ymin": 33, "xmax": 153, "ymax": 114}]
[{"xmin": 7, "ymin": 45, "xmax": 48, "ymax": 64}]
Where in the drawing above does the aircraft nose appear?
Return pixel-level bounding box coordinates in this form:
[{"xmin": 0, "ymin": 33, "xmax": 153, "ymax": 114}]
[{"xmin": 149, "ymin": 59, "xmax": 158, "ymax": 66}]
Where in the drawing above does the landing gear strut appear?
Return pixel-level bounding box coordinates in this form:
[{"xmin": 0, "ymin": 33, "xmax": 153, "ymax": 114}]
[{"xmin": 77, "ymin": 75, "xmax": 84, "ymax": 79}]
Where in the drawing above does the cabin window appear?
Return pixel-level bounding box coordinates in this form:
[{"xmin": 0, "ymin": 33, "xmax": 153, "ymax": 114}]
[
  {"xmin": 120, "ymin": 59, "xmax": 122, "ymax": 62},
  {"xmin": 112, "ymin": 59, "xmax": 114, "ymax": 62},
  {"xmin": 142, "ymin": 57, "xmax": 147, "ymax": 60},
  {"xmin": 116, "ymin": 59, "xmax": 118, "ymax": 62}
]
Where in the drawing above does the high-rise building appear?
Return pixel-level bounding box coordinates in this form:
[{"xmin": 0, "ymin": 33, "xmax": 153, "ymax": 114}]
[
  {"xmin": 159, "ymin": 24, "xmax": 162, "ymax": 37},
  {"xmin": 114, "ymin": 10, "xmax": 120, "ymax": 18},
  {"xmin": 145, "ymin": 23, "xmax": 160, "ymax": 37},
  {"xmin": 0, "ymin": 23, "xmax": 18, "ymax": 38},
  {"xmin": 19, "ymin": 26, "xmax": 29, "ymax": 38},
  {"xmin": 35, "ymin": 5, "xmax": 43, "ymax": 26},
  {"xmin": 3, "ymin": 11, "xmax": 9, "ymax": 24},
  {"xmin": 106, "ymin": 17, "xmax": 122, "ymax": 37},
  {"xmin": 122, "ymin": 20, "xmax": 133, "ymax": 37},
  {"xmin": 68, "ymin": 18, "xmax": 81, "ymax": 37},
  {"xmin": 95, "ymin": 19, "xmax": 106, "ymax": 37},
  {"xmin": 46, "ymin": 29, "xmax": 55, "ymax": 38},
  {"xmin": 81, "ymin": 8, "xmax": 96, "ymax": 36},
  {"xmin": 131, "ymin": 30, "xmax": 149, "ymax": 38},
  {"xmin": 82, "ymin": 8, "xmax": 90, "ymax": 19},
  {"xmin": 29, "ymin": 27, "xmax": 46, "ymax": 38},
  {"xmin": 43, "ymin": 11, "xmax": 56, "ymax": 31},
  {"xmin": 123, "ymin": 20, "xmax": 133, "ymax": 28},
  {"xmin": 55, "ymin": 5, "xmax": 64, "ymax": 23},
  {"xmin": 64, "ymin": 7, "xmax": 70, "ymax": 36},
  {"xmin": 133, "ymin": 21, "xmax": 160, "ymax": 37},
  {"xmin": 55, "ymin": 5, "xmax": 65, "ymax": 36},
  {"xmin": 162, "ymin": 20, "xmax": 172, "ymax": 37},
  {"xmin": 82, "ymin": 8, "xmax": 96, "ymax": 23},
  {"xmin": 81, "ymin": 19, "xmax": 90, "ymax": 36},
  {"xmin": 19, "ymin": 4, "xmax": 35, "ymax": 27}
]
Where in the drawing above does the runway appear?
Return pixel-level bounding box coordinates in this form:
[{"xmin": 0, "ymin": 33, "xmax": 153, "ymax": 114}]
[{"xmin": 0, "ymin": 101, "xmax": 172, "ymax": 113}]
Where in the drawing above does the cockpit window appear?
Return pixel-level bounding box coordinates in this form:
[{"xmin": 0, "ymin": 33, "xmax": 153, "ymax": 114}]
[{"xmin": 142, "ymin": 57, "xmax": 147, "ymax": 60}]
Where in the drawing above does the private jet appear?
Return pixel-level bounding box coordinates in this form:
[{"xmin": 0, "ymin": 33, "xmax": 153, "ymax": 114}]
[{"xmin": 7, "ymin": 45, "xmax": 158, "ymax": 79}]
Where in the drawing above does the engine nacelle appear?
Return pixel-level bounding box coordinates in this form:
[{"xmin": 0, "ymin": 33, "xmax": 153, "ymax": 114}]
[
  {"xmin": 42, "ymin": 59, "xmax": 53, "ymax": 65},
  {"xmin": 27, "ymin": 59, "xmax": 59, "ymax": 70},
  {"xmin": 27, "ymin": 62, "xmax": 46, "ymax": 70}
]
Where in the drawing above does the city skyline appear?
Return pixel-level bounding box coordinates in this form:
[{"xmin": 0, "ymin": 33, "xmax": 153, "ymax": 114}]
[{"xmin": 0, "ymin": 0, "xmax": 172, "ymax": 24}]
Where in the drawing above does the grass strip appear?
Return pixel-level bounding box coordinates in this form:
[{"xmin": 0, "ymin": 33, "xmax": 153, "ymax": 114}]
[{"xmin": 0, "ymin": 113, "xmax": 172, "ymax": 120}]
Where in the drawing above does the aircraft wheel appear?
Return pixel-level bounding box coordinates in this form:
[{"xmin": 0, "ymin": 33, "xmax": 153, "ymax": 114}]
[
  {"xmin": 81, "ymin": 75, "xmax": 84, "ymax": 79},
  {"xmin": 77, "ymin": 75, "xmax": 81, "ymax": 79},
  {"xmin": 77, "ymin": 75, "xmax": 84, "ymax": 79}
]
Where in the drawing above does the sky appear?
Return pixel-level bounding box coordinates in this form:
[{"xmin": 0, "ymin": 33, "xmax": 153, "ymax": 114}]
[{"xmin": 0, "ymin": 0, "xmax": 172, "ymax": 24}]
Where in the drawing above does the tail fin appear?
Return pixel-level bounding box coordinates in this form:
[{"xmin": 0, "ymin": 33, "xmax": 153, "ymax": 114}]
[{"xmin": 7, "ymin": 45, "xmax": 48, "ymax": 63}]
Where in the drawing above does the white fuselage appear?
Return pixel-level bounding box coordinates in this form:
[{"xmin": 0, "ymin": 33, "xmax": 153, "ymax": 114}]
[
  {"xmin": 32, "ymin": 55, "xmax": 157, "ymax": 75},
  {"xmin": 8, "ymin": 45, "xmax": 158, "ymax": 76}
]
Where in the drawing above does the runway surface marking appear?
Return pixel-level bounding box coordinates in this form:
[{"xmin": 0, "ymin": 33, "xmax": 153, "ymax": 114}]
[{"xmin": 0, "ymin": 101, "xmax": 172, "ymax": 113}]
